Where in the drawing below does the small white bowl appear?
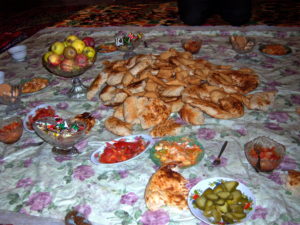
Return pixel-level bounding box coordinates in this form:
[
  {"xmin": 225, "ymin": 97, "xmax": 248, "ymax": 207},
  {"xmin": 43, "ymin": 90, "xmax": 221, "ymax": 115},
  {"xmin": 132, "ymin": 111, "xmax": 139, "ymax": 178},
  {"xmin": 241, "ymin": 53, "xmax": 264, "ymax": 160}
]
[{"xmin": 8, "ymin": 45, "xmax": 27, "ymax": 61}]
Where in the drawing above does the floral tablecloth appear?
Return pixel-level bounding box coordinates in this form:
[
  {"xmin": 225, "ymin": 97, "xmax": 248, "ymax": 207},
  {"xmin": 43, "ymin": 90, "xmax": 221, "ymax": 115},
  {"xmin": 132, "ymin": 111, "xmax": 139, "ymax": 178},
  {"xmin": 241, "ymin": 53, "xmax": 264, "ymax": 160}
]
[{"xmin": 0, "ymin": 26, "xmax": 300, "ymax": 225}]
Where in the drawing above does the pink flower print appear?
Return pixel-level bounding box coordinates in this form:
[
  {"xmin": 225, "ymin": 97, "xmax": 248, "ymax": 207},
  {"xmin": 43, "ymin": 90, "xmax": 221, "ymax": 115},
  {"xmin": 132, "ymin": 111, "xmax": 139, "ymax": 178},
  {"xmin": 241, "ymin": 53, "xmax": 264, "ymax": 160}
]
[
  {"xmin": 291, "ymin": 95, "xmax": 300, "ymax": 104},
  {"xmin": 16, "ymin": 178, "xmax": 33, "ymax": 188},
  {"xmin": 268, "ymin": 112, "xmax": 289, "ymax": 123},
  {"xmin": 24, "ymin": 158, "xmax": 33, "ymax": 168},
  {"xmin": 27, "ymin": 192, "xmax": 52, "ymax": 211},
  {"xmin": 197, "ymin": 128, "xmax": 216, "ymax": 140},
  {"xmin": 54, "ymin": 155, "xmax": 72, "ymax": 162},
  {"xmin": 278, "ymin": 156, "xmax": 297, "ymax": 171},
  {"xmin": 56, "ymin": 102, "xmax": 69, "ymax": 110},
  {"xmin": 74, "ymin": 204, "xmax": 92, "ymax": 218},
  {"xmin": 74, "ymin": 139, "xmax": 88, "ymax": 152},
  {"xmin": 118, "ymin": 170, "xmax": 129, "ymax": 178},
  {"xmin": 251, "ymin": 205, "xmax": 268, "ymax": 220},
  {"xmin": 264, "ymin": 122, "xmax": 283, "ymax": 130},
  {"xmin": 267, "ymin": 171, "xmax": 283, "ymax": 185},
  {"xmin": 186, "ymin": 177, "xmax": 202, "ymax": 190},
  {"xmin": 73, "ymin": 165, "xmax": 95, "ymax": 181},
  {"xmin": 120, "ymin": 192, "xmax": 138, "ymax": 205},
  {"xmin": 140, "ymin": 209, "xmax": 170, "ymax": 225}
]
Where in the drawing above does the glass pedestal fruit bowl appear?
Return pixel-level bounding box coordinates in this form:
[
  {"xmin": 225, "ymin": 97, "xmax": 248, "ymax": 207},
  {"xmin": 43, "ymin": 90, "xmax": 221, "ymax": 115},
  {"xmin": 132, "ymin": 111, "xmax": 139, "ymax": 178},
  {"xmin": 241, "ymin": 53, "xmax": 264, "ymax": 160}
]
[
  {"xmin": 0, "ymin": 116, "xmax": 23, "ymax": 144},
  {"xmin": 33, "ymin": 117, "xmax": 87, "ymax": 155},
  {"xmin": 244, "ymin": 136, "xmax": 285, "ymax": 172},
  {"xmin": 43, "ymin": 55, "xmax": 96, "ymax": 99}
]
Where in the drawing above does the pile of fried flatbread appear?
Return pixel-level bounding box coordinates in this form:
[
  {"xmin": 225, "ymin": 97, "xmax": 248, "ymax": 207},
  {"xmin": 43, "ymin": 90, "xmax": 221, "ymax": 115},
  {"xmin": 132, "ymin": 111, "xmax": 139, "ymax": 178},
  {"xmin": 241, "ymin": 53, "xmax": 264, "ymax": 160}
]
[{"xmin": 87, "ymin": 48, "xmax": 276, "ymax": 137}]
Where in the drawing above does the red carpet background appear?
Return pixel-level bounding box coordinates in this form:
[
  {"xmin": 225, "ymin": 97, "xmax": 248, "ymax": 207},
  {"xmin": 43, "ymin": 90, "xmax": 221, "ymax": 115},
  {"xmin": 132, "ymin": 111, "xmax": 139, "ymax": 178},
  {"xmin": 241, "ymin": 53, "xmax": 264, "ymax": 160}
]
[{"xmin": 1, "ymin": 0, "xmax": 300, "ymax": 53}]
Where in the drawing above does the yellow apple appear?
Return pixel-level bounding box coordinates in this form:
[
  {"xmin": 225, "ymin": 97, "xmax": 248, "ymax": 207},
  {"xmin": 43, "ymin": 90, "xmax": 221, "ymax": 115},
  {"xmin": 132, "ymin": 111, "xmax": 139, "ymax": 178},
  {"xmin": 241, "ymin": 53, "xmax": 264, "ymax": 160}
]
[
  {"xmin": 43, "ymin": 51, "xmax": 52, "ymax": 62},
  {"xmin": 83, "ymin": 46, "xmax": 96, "ymax": 59},
  {"xmin": 48, "ymin": 52, "xmax": 63, "ymax": 66},
  {"xmin": 71, "ymin": 39, "xmax": 86, "ymax": 54},
  {"xmin": 51, "ymin": 41, "xmax": 65, "ymax": 55},
  {"xmin": 65, "ymin": 35, "xmax": 79, "ymax": 45}
]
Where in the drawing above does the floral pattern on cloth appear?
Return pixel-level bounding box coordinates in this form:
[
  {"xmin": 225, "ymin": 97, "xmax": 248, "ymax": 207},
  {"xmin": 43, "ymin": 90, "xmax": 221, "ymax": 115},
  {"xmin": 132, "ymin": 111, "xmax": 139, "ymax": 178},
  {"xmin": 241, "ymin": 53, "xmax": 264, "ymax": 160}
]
[{"xmin": 0, "ymin": 26, "xmax": 300, "ymax": 225}]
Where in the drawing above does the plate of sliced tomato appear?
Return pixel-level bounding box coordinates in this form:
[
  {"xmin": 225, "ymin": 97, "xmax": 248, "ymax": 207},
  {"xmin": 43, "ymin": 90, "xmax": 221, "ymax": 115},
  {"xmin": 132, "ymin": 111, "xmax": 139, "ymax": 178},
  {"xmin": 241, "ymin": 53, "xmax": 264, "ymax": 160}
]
[{"xmin": 90, "ymin": 134, "xmax": 155, "ymax": 167}]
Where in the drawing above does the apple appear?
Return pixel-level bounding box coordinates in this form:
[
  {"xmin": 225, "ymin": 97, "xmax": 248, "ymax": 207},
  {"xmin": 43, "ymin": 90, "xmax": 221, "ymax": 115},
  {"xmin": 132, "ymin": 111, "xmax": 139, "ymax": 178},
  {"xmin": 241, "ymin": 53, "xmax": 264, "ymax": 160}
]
[
  {"xmin": 82, "ymin": 37, "xmax": 95, "ymax": 47},
  {"xmin": 65, "ymin": 35, "xmax": 79, "ymax": 45},
  {"xmin": 43, "ymin": 51, "xmax": 52, "ymax": 62},
  {"xmin": 60, "ymin": 59, "xmax": 75, "ymax": 72},
  {"xmin": 71, "ymin": 39, "xmax": 86, "ymax": 54},
  {"xmin": 83, "ymin": 46, "xmax": 96, "ymax": 59},
  {"xmin": 64, "ymin": 46, "xmax": 77, "ymax": 59},
  {"xmin": 48, "ymin": 53, "xmax": 63, "ymax": 66},
  {"xmin": 51, "ymin": 41, "xmax": 65, "ymax": 55},
  {"xmin": 75, "ymin": 54, "xmax": 88, "ymax": 67}
]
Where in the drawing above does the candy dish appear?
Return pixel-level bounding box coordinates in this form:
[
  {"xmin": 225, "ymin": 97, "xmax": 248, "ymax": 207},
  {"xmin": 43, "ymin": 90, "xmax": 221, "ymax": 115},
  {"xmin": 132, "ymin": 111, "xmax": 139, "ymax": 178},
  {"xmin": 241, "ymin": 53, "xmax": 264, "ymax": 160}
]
[
  {"xmin": 188, "ymin": 177, "xmax": 255, "ymax": 225},
  {"xmin": 33, "ymin": 117, "xmax": 87, "ymax": 155},
  {"xmin": 0, "ymin": 116, "xmax": 23, "ymax": 144},
  {"xmin": 244, "ymin": 136, "xmax": 285, "ymax": 172},
  {"xmin": 90, "ymin": 134, "xmax": 154, "ymax": 167}
]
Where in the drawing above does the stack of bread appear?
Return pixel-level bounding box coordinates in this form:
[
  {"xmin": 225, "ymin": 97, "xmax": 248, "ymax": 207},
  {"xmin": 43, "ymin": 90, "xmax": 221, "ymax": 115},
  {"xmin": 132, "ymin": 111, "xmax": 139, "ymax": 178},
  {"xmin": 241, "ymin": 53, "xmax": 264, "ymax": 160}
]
[{"xmin": 87, "ymin": 48, "xmax": 276, "ymax": 137}]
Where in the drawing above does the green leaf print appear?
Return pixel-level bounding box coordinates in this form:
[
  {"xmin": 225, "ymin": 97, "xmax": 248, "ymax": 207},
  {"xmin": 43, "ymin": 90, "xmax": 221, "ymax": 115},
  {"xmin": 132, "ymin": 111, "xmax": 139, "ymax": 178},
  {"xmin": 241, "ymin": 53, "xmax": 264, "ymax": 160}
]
[
  {"xmin": 7, "ymin": 193, "xmax": 20, "ymax": 205},
  {"xmin": 115, "ymin": 209, "xmax": 130, "ymax": 219},
  {"xmin": 82, "ymin": 103, "xmax": 92, "ymax": 110},
  {"xmin": 14, "ymin": 204, "xmax": 23, "ymax": 212},
  {"xmin": 63, "ymin": 176, "xmax": 72, "ymax": 184},
  {"xmin": 4, "ymin": 162, "xmax": 14, "ymax": 169},
  {"xmin": 134, "ymin": 209, "xmax": 142, "ymax": 219},
  {"xmin": 97, "ymin": 172, "xmax": 108, "ymax": 180},
  {"xmin": 279, "ymin": 213, "xmax": 289, "ymax": 221},
  {"xmin": 122, "ymin": 216, "xmax": 133, "ymax": 225}
]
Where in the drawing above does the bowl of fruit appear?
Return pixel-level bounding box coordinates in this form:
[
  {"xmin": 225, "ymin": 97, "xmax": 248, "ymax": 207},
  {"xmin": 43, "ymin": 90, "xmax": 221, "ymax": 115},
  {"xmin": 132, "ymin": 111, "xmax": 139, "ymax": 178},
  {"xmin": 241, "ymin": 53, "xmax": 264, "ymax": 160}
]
[
  {"xmin": 43, "ymin": 35, "xmax": 96, "ymax": 78},
  {"xmin": 244, "ymin": 136, "xmax": 285, "ymax": 172},
  {"xmin": 42, "ymin": 35, "xmax": 97, "ymax": 98}
]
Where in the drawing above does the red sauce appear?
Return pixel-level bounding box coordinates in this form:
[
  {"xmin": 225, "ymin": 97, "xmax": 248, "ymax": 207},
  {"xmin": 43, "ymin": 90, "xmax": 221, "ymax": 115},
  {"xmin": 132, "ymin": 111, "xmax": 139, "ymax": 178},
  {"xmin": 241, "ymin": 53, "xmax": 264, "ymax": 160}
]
[
  {"xmin": 27, "ymin": 106, "xmax": 56, "ymax": 130},
  {"xmin": 0, "ymin": 121, "xmax": 23, "ymax": 144},
  {"xmin": 97, "ymin": 138, "xmax": 147, "ymax": 164}
]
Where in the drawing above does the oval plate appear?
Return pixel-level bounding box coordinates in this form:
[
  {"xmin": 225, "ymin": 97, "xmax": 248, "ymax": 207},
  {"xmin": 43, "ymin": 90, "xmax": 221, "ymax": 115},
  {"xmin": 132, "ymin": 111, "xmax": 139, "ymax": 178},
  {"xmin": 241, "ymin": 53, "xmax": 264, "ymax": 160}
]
[
  {"xmin": 259, "ymin": 44, "xmax": 292, "ymax": 58},
  {"xmin": 188, "ymin": 177, "xmax": 256, "ymax": 225},
  {"xmin": 90, "ymin": 134, "xmax": 155, "ymax": 167},
  {"xmin": 149, "ymin": 135, "xmax": 204, "ymax": 169},
  {"xmin": 20, "ymin": 76, "xmax": 51, "ymax": 96}
]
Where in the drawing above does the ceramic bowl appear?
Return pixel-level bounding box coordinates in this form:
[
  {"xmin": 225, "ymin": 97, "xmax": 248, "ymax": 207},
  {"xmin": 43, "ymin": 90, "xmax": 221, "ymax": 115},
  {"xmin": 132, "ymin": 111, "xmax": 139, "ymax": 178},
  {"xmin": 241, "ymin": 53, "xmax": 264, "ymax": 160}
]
[
  {"xmin": 0, "ymin": 116, "xmax": 23, "ymax": 144},
  {"xmin": 8, "ymin": 45, "xmax": 27, "ymax": 61},
  {"xmin": 244, "ymin": 136, "xmax": 285, "ymax": 172}
]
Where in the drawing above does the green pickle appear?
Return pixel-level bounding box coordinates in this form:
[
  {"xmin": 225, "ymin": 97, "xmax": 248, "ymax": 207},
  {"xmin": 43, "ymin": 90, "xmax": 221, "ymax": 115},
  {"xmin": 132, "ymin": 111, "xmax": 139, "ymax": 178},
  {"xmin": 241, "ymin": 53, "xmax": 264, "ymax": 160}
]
[
  {"xmin": 196, "ymin": 180, "xmax": 251, "ymax": 224},
  {"xmin": 195, "ymin": 195, "xmax": 206, "ymax": 210}
]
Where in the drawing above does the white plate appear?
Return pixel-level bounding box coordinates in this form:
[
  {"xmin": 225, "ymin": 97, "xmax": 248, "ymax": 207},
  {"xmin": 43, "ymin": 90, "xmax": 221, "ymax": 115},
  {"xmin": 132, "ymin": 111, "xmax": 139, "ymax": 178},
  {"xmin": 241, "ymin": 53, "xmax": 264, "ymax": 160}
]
[
  {"xmin": 188, "ymin": 177, "xmax": 256, "ymax": 225},
  {"xmin": 23, "ymin": 104, "xmax": 56, "ymax": 133},
  {"xmin": 90, "ymin": 134, "xmax": 155, "ymax": 167}
]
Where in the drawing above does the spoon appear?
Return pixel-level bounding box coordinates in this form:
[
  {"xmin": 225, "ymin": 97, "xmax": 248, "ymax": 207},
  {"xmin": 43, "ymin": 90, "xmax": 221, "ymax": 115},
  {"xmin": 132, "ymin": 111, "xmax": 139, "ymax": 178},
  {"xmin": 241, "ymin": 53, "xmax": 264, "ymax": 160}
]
[{"xmin": 212, "ymin": 141, "xmax": 228, "ymax": 166}]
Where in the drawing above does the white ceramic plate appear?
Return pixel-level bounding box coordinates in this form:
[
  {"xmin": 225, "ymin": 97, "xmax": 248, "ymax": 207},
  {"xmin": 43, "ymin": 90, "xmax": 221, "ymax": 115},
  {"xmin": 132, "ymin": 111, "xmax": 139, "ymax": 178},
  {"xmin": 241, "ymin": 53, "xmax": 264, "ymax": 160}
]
[
  {"xmin": 23, "ymin": 104, "xmax": 56, "ymax": 133},
  {"xmin": 188, "ymin": 177, "xmax": 256, "ymax": 225},
  {"xmin": 90, "ymin": 134, "xmax": 155, "ymax": 167}
]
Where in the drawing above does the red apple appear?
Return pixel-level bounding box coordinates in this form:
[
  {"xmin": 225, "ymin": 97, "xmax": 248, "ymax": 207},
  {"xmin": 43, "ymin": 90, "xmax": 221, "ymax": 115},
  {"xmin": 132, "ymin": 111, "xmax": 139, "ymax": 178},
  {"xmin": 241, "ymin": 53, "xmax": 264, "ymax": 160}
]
[
  {"xmin": 75, "ymin": 54, "xmax": 88, "ymax": 67},
  {"xmin": 60, "ymin": 59, "xmax": 75, "ymax": 72},
  {"xmin": 48, "ymin": 53, "xmax": 63, "ymax": 66},
  {"xmin": 82, "ymin": 37, "xmax": 95, "ymax": 47}
]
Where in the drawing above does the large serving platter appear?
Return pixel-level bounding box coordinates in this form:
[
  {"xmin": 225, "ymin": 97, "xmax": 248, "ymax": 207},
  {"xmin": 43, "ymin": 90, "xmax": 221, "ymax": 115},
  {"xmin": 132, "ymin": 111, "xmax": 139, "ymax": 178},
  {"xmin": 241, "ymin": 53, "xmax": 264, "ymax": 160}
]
[
  {"xmin": 188, "ymin": 177, "xmax": 256, "ymax": 225},
  {"xmin": 90, "ymin": 134, "xmax": 155, "ymax": 167}
]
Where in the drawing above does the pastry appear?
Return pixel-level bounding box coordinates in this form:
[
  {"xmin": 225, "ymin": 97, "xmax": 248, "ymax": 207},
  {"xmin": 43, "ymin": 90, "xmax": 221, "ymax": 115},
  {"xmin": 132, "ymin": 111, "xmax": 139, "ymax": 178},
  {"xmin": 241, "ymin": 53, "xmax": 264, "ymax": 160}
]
[
  {"xmin": 145, "ymin": 164, "xmax": 189, "ymax": 211},
  {"xmin": 286, "ymin": 170, "xmax": 300, "ymax": 197},
  {"xmin": 73, "ymin": 112, "xmax": 95, "ymax": 133}
]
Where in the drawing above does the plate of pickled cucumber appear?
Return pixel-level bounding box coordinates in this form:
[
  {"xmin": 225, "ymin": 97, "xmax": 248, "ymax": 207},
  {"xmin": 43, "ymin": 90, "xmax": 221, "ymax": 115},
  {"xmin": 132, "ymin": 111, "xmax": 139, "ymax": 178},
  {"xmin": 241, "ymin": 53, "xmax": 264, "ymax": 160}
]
[{"xmin": 188, "ymin": 177, "xmax": 255, "ymax": 224}]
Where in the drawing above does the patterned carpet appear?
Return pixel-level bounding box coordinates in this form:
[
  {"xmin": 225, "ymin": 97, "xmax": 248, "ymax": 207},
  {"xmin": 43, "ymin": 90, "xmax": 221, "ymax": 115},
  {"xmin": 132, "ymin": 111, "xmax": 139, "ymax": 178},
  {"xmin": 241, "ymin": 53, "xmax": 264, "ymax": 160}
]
[{"xmin": 1, "ymin": 0, "xmax": 300, "ymax": 53}]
